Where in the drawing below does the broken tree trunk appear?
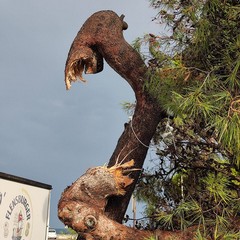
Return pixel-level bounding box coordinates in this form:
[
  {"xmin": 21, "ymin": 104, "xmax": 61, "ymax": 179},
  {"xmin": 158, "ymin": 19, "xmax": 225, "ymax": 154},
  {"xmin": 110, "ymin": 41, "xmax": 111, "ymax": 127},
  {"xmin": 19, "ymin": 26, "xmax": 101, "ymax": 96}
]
[
  {"xmin": 59, "ymin": 10, "xmax": 197, "ymax": 239},
  {"xmin": 58, "ymin": 160, "xmax": 196, "ymax": 240}
]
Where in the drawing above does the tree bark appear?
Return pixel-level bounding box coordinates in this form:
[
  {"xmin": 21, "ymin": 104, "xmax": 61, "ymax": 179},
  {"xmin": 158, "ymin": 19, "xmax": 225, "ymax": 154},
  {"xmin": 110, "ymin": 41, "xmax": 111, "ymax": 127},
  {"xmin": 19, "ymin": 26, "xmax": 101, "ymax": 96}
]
[
  {"xmin": 59, "ymin": 10, "xmax": 196, "ymax": 239},
  {"xmin": 58, "ymin": 160, "xmax": 196, "ymax": 240},
  {"xmin": 64, "ymin": 10, "xmax": 164, "ymax": 223},
  {"xmin": 105, "ymin": 100, "xmax": 163, "ymax": 222}
]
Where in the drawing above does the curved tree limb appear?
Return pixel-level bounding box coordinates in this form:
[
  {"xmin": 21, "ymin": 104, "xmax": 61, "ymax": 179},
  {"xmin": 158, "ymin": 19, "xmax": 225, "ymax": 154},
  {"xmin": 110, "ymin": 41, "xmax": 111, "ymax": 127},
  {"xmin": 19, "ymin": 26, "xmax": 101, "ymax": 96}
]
[
  {"xmin": 59, "ymin": 10, "xmax": 197, "ymax": 239},
  {"xmin": 65, "ymin": 10, "xmax": 146, "ymax": 100},
  {"xmin": 64, "ymin": 9, "xmax": 164, "ymax": 224},
  {"xmin": 59, "ymin": 10, "xmax": 239, "ymax": 239}
]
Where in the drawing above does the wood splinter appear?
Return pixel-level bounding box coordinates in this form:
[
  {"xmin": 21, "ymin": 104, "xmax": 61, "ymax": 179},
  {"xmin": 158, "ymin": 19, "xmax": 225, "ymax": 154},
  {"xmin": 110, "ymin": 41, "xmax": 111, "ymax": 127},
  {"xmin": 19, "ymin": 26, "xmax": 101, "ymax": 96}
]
[
  {"xmin": 58, "ymin": 159, "xmax": 196, "ymax": 239},
  {"xmin": 58, "ymin": 160, "xmax": 152, "ymax": 240}
]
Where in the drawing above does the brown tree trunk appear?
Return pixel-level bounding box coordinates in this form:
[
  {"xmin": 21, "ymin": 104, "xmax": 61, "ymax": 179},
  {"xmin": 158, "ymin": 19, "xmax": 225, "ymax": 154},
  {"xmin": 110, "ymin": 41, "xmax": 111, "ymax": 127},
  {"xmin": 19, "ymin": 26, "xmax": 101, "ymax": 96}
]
[
  {"xmin": 59, "ymin": 10, "xmax": 196, "ymax": 239},
  {"xmin": 105, "ymin": 98, "xmax": 163, "ymax": 222},
  {"xmin": 58, "ymin": 160, "xmax": 196, "ymax": 240}
]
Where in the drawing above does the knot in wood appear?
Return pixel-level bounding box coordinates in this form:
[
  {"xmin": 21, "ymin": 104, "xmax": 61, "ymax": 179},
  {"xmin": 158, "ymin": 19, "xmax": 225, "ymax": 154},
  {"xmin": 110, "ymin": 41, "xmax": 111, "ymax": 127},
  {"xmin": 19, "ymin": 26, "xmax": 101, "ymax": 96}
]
[{"xmin": 84, "ymin": 215, "xmax": 97, "ymax": 230}]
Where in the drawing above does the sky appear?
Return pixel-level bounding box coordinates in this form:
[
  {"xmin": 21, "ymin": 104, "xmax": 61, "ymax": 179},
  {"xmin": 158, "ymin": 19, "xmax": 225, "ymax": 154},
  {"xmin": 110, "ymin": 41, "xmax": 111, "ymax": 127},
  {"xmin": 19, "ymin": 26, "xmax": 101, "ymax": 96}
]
[{"xmin": 0, "ymin": 0, "xmax": 162, "ymax": 228}]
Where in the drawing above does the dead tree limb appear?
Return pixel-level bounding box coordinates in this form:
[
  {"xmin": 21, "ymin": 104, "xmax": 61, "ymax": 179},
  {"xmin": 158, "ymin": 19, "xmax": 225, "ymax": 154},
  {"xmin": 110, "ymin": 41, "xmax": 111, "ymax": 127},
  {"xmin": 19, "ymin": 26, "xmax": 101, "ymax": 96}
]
[
  {"xmin": 58, "ymin": 10, "xmax": 199, "ymax": 239},
  {"xmin": 64, "ymin": 9, "xmax": 164, "ymax": 224}
]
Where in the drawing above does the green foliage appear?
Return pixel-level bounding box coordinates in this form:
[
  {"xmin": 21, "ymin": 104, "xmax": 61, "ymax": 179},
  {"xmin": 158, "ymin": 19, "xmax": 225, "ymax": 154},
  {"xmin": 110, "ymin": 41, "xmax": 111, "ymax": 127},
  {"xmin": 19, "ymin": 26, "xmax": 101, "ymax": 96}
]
[
  {"xmin": 132, "ymin": 0, "xmax": 240, "ymax": 237},
  {"xmin": 139, "ymin": 0, "xmax": 240, "ymax": 166},
  {"xmin": 120, "ymin": 101, "xmax": 136, "ymax": 116},
  {"xmin": 202, "ymin": 173, "xmax": 233, "ymax": 204},
  {"xmin": 135, "ymin": 151, "xmax": 240, "ymax": 236}
]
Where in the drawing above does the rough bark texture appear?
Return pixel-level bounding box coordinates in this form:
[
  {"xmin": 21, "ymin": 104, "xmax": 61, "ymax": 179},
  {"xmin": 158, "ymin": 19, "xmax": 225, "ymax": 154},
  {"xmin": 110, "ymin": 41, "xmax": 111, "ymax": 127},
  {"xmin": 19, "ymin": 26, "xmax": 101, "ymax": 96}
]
[
  {"xmin": 58, "ymin": 161, "xmax": 196, "ymax": 240},
  {"xmin": 59, "ymin": 10, "xmax": 196, "ymax": 239},
  {"xmin": 64, "ymin": 10, "xmax": 164, "ymax": 223},
  {"xmin": 58, "ymin": 161, "xmax": 149, "ymax": 239}
]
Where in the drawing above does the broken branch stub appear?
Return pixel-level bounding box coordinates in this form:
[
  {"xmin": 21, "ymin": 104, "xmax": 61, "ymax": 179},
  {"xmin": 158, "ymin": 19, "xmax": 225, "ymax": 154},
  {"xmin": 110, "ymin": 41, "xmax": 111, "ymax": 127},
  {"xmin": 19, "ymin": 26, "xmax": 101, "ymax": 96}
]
[
  {"xmin": 58, "ymin": 160, "xmax": 151, "ymax": 239},
  {"xmin": 64, "ymin": 10, "xmax": 146, "ymax": 96},
  {"xmin": 58, "ymin": 160, "xmax": 197, "ymax": 239}
]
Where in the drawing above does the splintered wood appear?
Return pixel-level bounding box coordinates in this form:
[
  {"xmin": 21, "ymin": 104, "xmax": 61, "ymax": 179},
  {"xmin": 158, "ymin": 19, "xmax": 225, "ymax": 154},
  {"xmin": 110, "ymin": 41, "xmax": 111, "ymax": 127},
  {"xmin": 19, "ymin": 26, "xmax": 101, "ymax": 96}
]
[{"xmin": 58, "ymin": 160, "xmax": 150, "ymax": 240}]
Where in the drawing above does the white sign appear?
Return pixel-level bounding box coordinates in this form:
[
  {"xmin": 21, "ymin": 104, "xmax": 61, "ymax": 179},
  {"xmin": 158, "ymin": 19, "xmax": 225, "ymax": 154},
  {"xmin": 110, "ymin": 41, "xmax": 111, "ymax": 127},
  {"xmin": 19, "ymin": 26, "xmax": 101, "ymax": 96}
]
[{"xmin": 0, "ymin": 173, "xmax": 52, "ymax": 240}]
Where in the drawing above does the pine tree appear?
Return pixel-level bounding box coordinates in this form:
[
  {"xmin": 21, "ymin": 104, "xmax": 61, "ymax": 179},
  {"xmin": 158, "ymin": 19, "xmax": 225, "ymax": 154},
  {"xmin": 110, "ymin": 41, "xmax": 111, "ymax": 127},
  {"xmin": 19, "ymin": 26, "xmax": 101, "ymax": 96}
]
[{"xmin": 132, "ymin": 0, "xmax": 240, "ymax": 238}]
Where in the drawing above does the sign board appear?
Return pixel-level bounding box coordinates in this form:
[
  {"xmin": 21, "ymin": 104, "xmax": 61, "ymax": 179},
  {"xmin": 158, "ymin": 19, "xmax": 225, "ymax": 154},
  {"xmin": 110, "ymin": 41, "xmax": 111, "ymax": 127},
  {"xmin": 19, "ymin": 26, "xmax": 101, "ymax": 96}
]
[{"xmin": 0, "ymin": 172, "xmax": 52, "ymax": 240}]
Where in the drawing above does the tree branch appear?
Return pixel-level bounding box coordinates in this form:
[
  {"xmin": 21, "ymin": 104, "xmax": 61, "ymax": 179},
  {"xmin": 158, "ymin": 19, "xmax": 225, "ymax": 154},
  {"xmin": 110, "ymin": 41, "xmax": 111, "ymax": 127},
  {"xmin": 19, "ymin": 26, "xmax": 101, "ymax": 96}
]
[{"xmin": 64, "ymin": 10, "xmax": 164, "ymax": 224}]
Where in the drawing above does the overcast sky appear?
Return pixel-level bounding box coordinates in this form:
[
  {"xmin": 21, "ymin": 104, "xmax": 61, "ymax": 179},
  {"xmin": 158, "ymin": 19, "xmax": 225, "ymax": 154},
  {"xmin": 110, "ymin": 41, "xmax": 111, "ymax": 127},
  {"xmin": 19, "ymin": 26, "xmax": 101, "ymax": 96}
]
[{"xmin": 0, "ymin": 0, "xmax": 162, "ymax": 228}]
